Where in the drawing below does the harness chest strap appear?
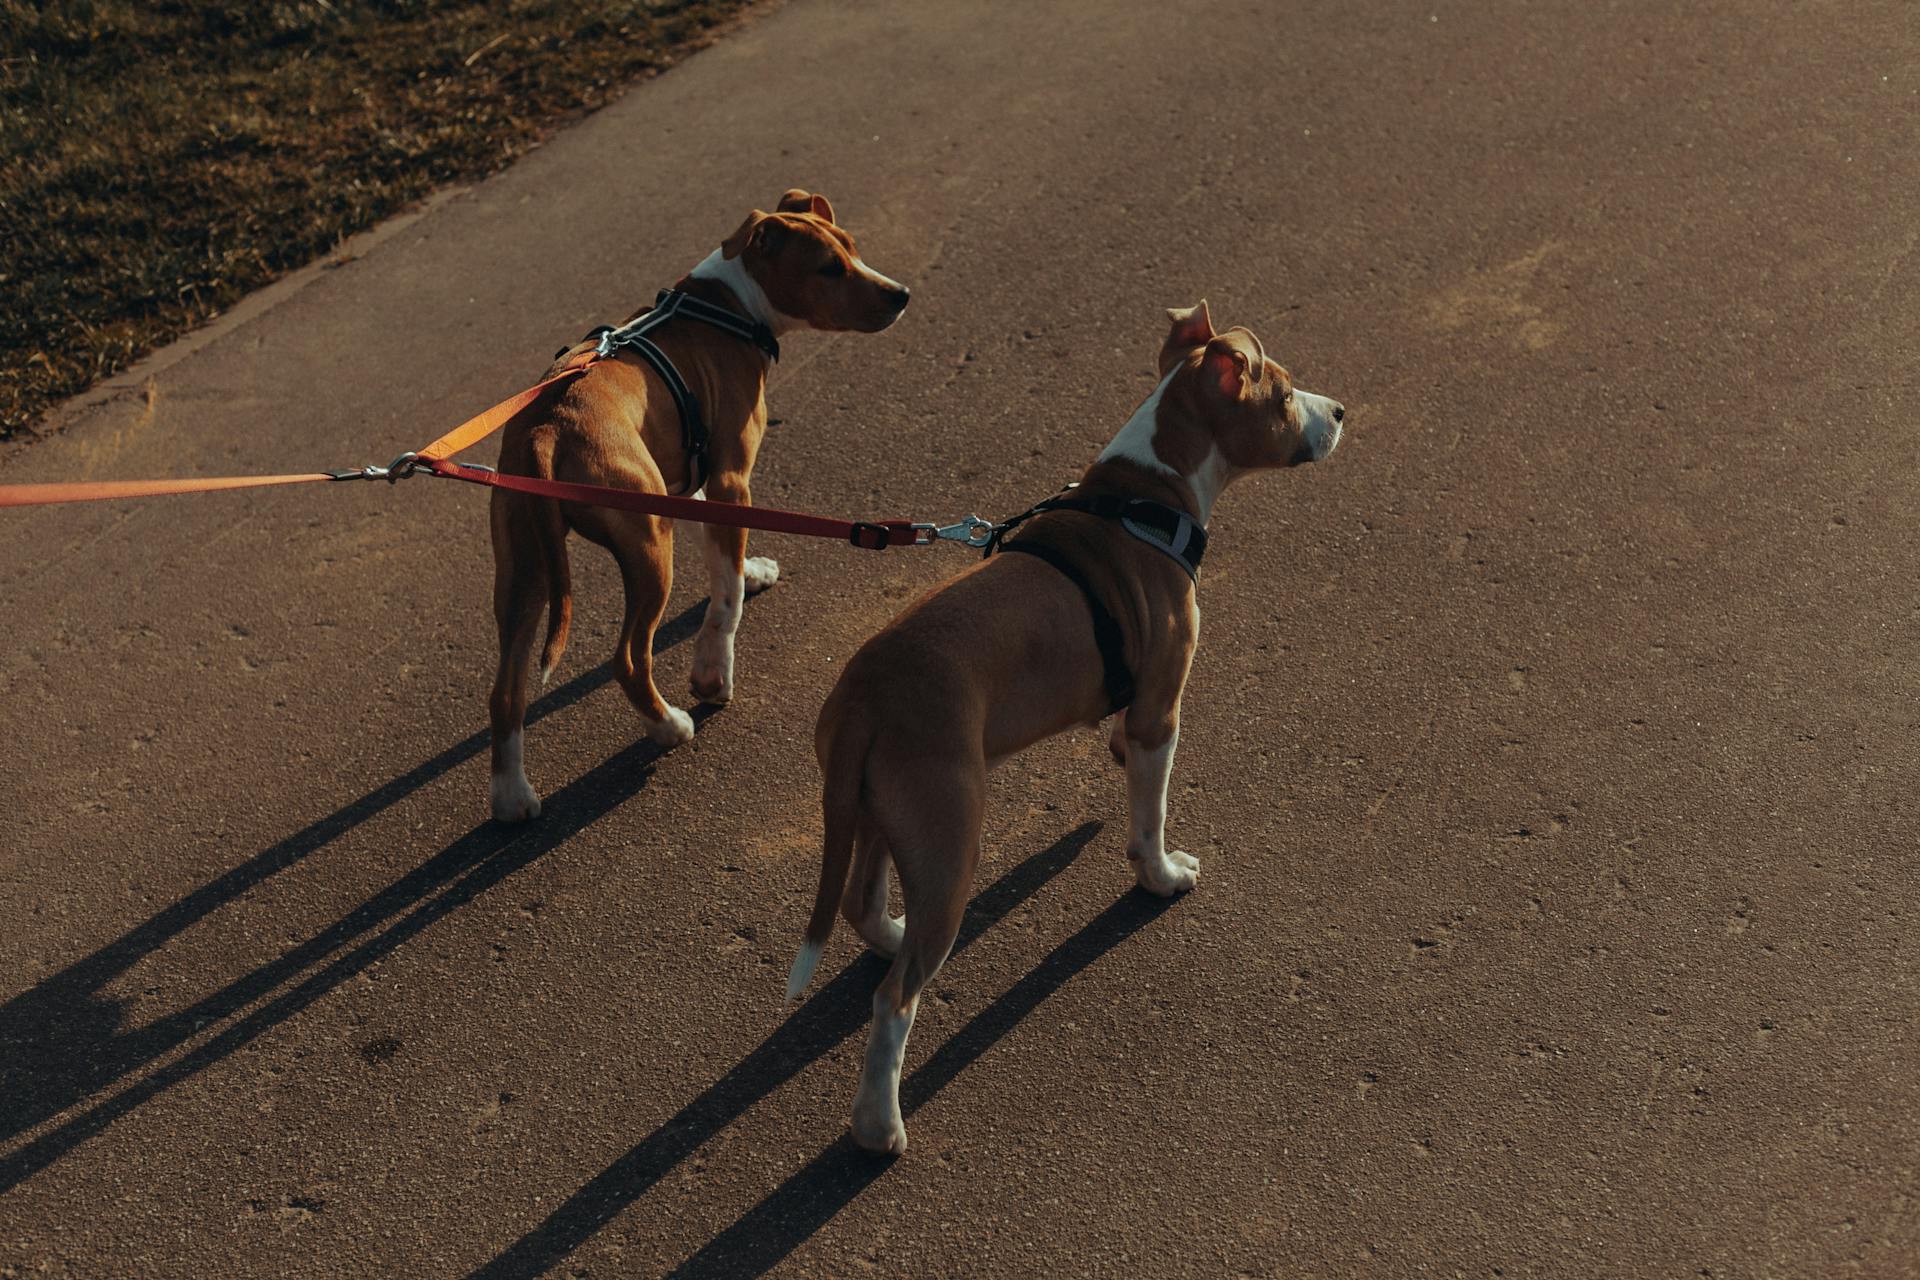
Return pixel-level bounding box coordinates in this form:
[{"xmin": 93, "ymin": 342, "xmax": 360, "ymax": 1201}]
[
  {"xmin": 985, "ymin": 487, "xmax": 1206, "ymax": 713},
  {"xmin": 997, "ymin": 541, "xmax": 1136, "ymax": 712}
]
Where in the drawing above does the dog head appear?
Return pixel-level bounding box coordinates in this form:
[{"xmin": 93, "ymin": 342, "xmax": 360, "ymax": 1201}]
[
  {"xmin": 714, "ymin": 190, "xmax": 910, "ymax": 333},
  {"xmin": 1154, "ymin": 300, "xmax": 1344, "ymax": 471}
]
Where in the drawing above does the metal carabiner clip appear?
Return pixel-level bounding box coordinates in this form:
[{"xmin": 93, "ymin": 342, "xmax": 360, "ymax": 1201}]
[
  {"xmin": 911, "ymin": 514, "xmax": 999, "ymax": 548},
  {"xmin": 324, "ymin": 451, "xmax": 423, "ymax": 483}
]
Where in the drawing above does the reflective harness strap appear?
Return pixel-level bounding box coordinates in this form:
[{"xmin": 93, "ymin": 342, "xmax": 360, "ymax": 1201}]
[
  {"xmin": 985, "ymin": 485, "xmax": 1208, "ymax": 581},
  {"xmin": 582, "ymin": 289, "xmax": 780, "ymax": 496}
]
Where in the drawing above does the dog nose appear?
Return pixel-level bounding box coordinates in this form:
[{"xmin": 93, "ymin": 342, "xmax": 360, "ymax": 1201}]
[
  {"xmin": 886, "ymin": 286, "xmax": 910, "ymax": 312},
  {"xmin": 1332, "ymin": 402, "xmax": 1345, "ymax": 424}
]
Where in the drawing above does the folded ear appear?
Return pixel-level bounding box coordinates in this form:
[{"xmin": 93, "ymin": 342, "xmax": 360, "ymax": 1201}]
[
  {"xmin": 1165, "ymin": 300, "xmax": 1215, "ymax": 349},
  {"xmin": 1202, "ymin": 334, "xmax": 1253, "ymax": 400},
  {"xmin": 776, "ymin": 189, "xmax": 836, "ymax": 222},
  {"xmin": 721, "ymin": 210, "xmax": 767, "ymax": 259}
]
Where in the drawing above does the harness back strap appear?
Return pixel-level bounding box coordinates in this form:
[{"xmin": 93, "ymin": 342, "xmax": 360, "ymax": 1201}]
[
  {"xmin": 578, "ymin": 289, "xmax": 780, "ymax": 496},
  {"xmin": 997, "ymin": 541, "xmax": 1136, "ymax": 712}
]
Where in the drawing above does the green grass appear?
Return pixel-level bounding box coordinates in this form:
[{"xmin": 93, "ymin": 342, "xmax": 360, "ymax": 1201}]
[{"xmin": 0, "ymin": 0, "xmax": 762, "ymax": 441}]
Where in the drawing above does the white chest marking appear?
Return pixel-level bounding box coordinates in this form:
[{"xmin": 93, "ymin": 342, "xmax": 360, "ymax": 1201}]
[
  {"xmin": 1096, "ymin": 370, "xmax": 1227, "ymax": 522},
  {"xmin": 688, "ymin": 248, "xmax": 797, "ymax": 336}
]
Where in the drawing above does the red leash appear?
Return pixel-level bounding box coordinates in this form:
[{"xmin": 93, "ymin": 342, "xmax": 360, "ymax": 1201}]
[
  {"xmin": 0, "ymin": 354, "xmax": 980, "ymax": 549},
  {"xmin": 416, "ymin": 456, "xmax": 923, "ymax": 548}
]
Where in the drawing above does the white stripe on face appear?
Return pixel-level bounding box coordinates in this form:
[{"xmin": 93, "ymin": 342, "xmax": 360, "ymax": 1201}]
[
  {"xmin": 850, "ymin": 256, "xmax": 902, "ymax": 291},
  {"xmin": 1294, "ymin": 388, "xmax": 1343, "ymax": 461}
]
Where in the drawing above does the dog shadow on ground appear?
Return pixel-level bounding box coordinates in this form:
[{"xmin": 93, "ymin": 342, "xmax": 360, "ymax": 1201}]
[
  {"xmin": 0, "ymin": 601, "xmax": 712, "ymax": 1193},
  {"xmin": 472, "ymin": 822, "xmax": 1177, "ymax": 1280}
]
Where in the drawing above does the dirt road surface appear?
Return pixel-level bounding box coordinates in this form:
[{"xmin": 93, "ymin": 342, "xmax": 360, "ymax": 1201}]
[{"xmin": 3, "ymin": 2, "xmax": 1915, "ymax": 1275}]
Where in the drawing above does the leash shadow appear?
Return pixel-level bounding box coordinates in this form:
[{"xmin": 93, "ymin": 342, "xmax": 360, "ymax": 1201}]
[
  {"xmin": 0, "ymin": 600, "xmax": 709, "ymax": 1172},
  {"xmin": 663, "ymin": 885, "xmax": 1179, "ymax": 1280},
  {"xmin": 468, "ymin": 821, "xmax": 1105, "ymax": 1280}
]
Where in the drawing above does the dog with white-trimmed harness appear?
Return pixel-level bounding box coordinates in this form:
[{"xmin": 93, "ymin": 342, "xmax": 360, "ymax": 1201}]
[
  {"xmin": 486, "ymin": 189, "xmax": 909, "ymax": 822},
  {"xmin": 785, "ymin": 301, "xmax": 1346, "ymax": 1153}
]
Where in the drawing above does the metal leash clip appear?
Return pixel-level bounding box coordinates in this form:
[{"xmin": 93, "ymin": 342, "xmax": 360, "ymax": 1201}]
[
  {"xmin": 325, "ymin": 451, "xmax": 424, "ymax": 484},
  {"xmin": 911, "ymin": 515, "xmax": 999, "ymax": 548}
]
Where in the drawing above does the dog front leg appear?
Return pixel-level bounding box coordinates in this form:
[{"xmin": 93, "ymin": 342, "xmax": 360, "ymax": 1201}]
[
  {"xmin": 690, "ymin": 486, "xmax": 779, "ymax": 704},
  {"xmin": 1122, "ymin": 712, "xmax": 1199, "ymax": 895}
]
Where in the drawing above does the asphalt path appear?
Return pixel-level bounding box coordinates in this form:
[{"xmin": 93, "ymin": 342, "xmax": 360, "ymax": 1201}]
[{"xmin": 2, "ymin": 1, "xmax": 1916, "ymax": 1275}]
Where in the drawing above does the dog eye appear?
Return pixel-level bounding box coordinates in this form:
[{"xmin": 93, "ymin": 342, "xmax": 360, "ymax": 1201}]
[{"xmin": 818, "ymin": 258, "xmax": 847, "ymax": 278}]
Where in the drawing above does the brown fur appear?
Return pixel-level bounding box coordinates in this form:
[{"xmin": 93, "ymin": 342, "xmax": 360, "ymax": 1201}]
[
  {"xmin": 486, "ymin": 190, "xmax": 908, "ymax": 821},
  {"xmin": 795, "ymin": 301, "xmax": 1345, "ymax": 1153}
]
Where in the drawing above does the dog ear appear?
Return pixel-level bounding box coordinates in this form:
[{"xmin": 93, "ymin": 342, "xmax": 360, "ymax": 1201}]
[
  {"xmin": 775, "ymin": 189, "xmax": 813, "ymax": 213},
  {"xmin": 1202, "ymin": 334, "xmax": 1252, "ymax": 400},
  {"xmin": 721, "ymin": 210, "xmax": 769, "ymax": 259},
  {"xmin": 776, "ymin": 189, "xmax": 836, "ymax": 223},
  {"xmin": 1165, "ymin": 300, "xmax": 1214, "ymax": 349},
  {"xmin": 753, "ymin": 217, "xmax": 792, "ymax": 254}
]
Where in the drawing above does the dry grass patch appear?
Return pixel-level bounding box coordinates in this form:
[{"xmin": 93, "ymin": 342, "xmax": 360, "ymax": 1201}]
[{"xmin": 0, "ymin": 0, "xmax": 762, "ymax": 441}]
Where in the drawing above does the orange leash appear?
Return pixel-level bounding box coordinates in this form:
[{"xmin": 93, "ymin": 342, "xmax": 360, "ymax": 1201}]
[
  {"xmin": 413, "ymin": 359, "xmax": 595, "ymax": 461},
  {"xmin": 0, "ymin": 471, "xmax": 337, "ymax": 508},
  {"xmin": 0, "ymin": 358, "xmax": 595, "ymax": 510},
  {"xmin": 0, "ymin": 351, "xmax": 1005, "ymax": 550}
]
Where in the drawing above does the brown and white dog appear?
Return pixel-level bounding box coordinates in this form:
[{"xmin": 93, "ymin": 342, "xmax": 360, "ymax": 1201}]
[
  {"xmin": 784, "ymin": 302, "xmax": 1345, "ymax": 1153},
  {"xmin": 487, "ymin": 189, "xmax": 909, "ymax": 822}
]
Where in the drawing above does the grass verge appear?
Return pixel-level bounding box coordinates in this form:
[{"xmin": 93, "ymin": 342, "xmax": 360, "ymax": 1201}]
[{"xmin": 0, "ymin": 0, "xmax": 765, "ymax": 442}]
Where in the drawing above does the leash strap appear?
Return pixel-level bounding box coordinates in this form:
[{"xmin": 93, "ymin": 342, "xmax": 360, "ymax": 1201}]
[
  {"xmin": 0, "ymin": 295, "xmax": 925, "ymax": 554},
  {"xmin": 996, "ymin": 542, "xmax": 1135, "ymax": 712},
  {"xmin": 418, "ymin": 457, "xmax": 921, "ymax": 549},
  {"xmin": 0, "ymin": 471, "xmax": 336, "ymax": 508},
  {"xmin": 415, "ymin": 362, "xmax": 596, "ymax": 462}
]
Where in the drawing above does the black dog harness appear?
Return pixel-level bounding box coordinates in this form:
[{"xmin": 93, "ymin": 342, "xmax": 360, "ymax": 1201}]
[
  {"xmin": 567, "ymin": 289, "xmax": 781, "ymax": 496},
  {"xmin": 986, "ymin": 484, "xmax": 1208, "ymax": 712}
]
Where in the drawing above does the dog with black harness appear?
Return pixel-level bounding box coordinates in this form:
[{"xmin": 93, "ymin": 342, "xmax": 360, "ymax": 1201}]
[
  {"xmin": 485, "ymin": 189, "xmax": 909, "ymax": 823},
  {"xmin": 786, "ymin": 300, "xmax": 1346, "ymax": 1154}
]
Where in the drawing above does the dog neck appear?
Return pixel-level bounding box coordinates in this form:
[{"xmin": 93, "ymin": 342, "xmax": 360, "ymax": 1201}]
[
  {"xmin": 686, "ymin": 248, "xmax": 798, "ymax": 337},
  {"xmin": 1091, "ymin": 370, "xmax": 1232, "ymax": 523}
]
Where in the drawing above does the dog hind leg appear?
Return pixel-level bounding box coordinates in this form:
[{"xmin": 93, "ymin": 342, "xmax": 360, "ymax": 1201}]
[
  {"xmin": 603, "ymin": 513, "xmax": 695, "ymax": 747},
  {"xmin": 488, "ymin": 491, "xmax": 549, "ymax": 822},
  {"xmin": 850, "ymin": 756, "xmax": 984, "ymax": 1154},
  {"xmin": 843, "ymin": 815, "xmax": 905, "ymax": 957}
]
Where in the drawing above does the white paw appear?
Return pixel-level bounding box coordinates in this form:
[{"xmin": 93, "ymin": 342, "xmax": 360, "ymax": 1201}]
[
  {"xmin": 1134, "ymin": 848, "xmax": 1200, "ymax": 896},
  {"xmin": 490, "ymin": 771, "xmax": 542, "ymax": 823},
  {"xmin": 646, "ymin": 705, "xmax": 697, "ymax": 747},
  {"xmin": 850, "ymin": 1098, "xmax": 908, "ymax": 1155},
  {"xmin": 743, "ymin": 556, "xmax": 781, "ymax": 594}
]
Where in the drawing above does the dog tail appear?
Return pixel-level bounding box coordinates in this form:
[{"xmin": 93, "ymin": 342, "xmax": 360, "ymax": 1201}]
[
  {"xmin": 530, "ymin": 435, "xmax": 573, "ymax": 684},
  {"xmin": 787, "ymin": 703, "xmax": 869, "ymax": 1003}
]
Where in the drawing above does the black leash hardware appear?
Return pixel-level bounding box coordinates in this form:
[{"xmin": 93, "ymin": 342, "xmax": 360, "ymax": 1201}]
[{"xmin": 847, "ymin": 521, "xmax": 893, "ymax": 550}]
